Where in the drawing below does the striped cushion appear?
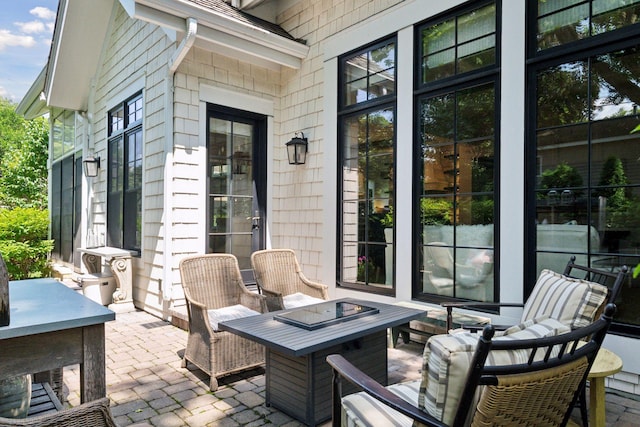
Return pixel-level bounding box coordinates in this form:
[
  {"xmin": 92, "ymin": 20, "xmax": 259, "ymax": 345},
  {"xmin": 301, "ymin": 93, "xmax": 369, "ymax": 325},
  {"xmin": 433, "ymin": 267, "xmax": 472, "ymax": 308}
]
[
  {"xmin": 521, "ymin": 269, "xmax": 608, "ymax": 329},
  {"xmin": 341, "ymin": 380, "xmax": 420, "ymax": 427},
  {"xmin": 417, "ymin": 318, "xmax": 568, "ymax": 426}
]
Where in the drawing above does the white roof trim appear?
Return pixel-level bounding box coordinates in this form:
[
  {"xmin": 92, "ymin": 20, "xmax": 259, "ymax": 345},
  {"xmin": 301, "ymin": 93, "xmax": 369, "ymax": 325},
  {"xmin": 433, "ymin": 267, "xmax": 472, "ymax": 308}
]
[{"xmin": 133, "ymin": 0, "xmax": 308, "ymax": 69}]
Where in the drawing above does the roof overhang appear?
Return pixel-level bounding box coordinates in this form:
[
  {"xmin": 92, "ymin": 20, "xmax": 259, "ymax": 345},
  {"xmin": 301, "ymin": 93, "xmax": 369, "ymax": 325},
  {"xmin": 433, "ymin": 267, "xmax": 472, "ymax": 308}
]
[
  {"xmin": 45, "ymin": 0, "xmax": 115, "ymax": 112},
  {"xmin": 132, "ymin": 0, "xmax": 309, "ymax": 70},
  {"xmin": 17, "ymin": 0, "xmax": 308, "ymax": 118},
  {"xmin": 16, "ymin": 67, "xmax": 47, "ymax": 119}
]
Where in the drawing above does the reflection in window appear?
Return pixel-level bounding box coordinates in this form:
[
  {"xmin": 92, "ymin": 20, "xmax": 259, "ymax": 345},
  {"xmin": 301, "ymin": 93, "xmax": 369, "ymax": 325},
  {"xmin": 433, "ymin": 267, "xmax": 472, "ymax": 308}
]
[
  {"xmin": 342, "ymin": 41, "xmax": 395, "ymax": 107},
  {"xmin": 339, "ymin": 37, "xmax": 396, "ymax": 293},
  {"xmin": 419, "ymin": 2, "xmax": 496, "ymax": 84},
  {"xmin": 107, "ymin": 92, "xmax": 143, "ymax": 252},
  {"xmin": 341, "ymin": 109, "xmax": 395, "ymax": 290},
  {"xmin": 536, "ymin": 0, "xmax": 640, "ymax": 52},
  {"xmin": 417, "ymin": 84, "xmax": 496, "ymax": 302},
  {"xmin": 533, "ymin": 45, "xmax": 640, "ymax": 329}
]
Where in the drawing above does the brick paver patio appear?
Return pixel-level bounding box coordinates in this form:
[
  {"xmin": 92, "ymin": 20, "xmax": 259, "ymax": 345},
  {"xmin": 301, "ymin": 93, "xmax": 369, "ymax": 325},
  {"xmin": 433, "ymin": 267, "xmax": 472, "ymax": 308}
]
[{"xmin": 59, "ymin": 302, "xmax": 640, "ymax": 426}]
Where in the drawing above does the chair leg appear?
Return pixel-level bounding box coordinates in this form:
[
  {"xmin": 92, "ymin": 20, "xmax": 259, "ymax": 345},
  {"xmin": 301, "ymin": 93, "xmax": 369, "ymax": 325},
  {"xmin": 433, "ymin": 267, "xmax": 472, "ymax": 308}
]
[
  {"xmin": 579, "ymin": 387, "xmax": 589, "ymax": 426},
  {"xmin": 209, "ymin": 376, "xmax": 219, "ymax": 392}
]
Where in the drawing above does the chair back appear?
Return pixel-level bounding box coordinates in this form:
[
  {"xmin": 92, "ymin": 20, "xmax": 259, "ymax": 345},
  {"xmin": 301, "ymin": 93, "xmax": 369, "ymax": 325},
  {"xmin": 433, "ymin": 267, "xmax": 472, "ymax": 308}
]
[
  {"xmin": 251, "ymin": 249, "xmax": 302, "ymax": 296},
  {"xmin": 563, "ymin": 255, "xmax": 628, "ymax": 305},
  {"xmin": 456, "ymin": 303, "xmax": 616, "ymax": 427},
  {"xmin": 179, "ymin": 254, "xmax": 247, "ymax": 310},
  {"xmin": 425, "ymin": 243, "xmax": 454, "ymax": 277}
]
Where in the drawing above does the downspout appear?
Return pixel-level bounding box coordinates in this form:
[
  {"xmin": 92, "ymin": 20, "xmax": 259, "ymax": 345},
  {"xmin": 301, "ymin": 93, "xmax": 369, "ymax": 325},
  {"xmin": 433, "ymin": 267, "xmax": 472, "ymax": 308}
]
[{"xmin": 162, "ymin": 17, "xmax": 197, "ymax": 313}]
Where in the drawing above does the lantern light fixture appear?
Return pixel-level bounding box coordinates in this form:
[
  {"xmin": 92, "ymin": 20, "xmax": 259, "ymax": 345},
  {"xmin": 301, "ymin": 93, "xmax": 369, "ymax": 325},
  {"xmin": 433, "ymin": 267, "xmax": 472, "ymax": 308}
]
[
  {"xmin": 83, "ymin": 156, "xmax": 101, "ymax": 177},
  {"xmin": 286, "ymin": 132, "xmax": 308, "ymax": 165}
]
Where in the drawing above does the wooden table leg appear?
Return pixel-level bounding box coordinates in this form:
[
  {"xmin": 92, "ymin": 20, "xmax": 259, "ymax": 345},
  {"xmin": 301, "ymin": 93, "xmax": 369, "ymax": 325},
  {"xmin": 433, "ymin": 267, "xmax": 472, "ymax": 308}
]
[
  {"xmin": 80, "ymin": 324, "xmax": 106, "ymax": 402},
  {"xmin": 589, "ymin": 377, "xmax": 606, "ymax": 427}
]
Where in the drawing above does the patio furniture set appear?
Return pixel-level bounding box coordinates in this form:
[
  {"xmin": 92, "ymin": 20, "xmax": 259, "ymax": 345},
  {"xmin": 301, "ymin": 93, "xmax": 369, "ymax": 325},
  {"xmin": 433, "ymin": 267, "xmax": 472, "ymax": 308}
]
[{"xmin": 0, "ymin": 248, "xmax": 629, "ymax": 426}]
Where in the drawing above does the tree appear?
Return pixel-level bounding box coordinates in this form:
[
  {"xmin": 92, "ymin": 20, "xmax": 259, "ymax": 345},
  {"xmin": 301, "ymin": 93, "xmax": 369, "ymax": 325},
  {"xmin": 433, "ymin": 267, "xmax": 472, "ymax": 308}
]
[{"xmin": 0, "ymin": 98, "xmax": 48, "ymax": 209}]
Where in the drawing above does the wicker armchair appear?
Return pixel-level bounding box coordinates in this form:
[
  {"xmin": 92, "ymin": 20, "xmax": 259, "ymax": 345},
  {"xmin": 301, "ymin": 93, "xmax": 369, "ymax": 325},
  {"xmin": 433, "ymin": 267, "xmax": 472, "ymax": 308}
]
[
  {"xmin": 0, "ymin": 398, "xmax": 117, "ymax": 427},
  {"xmin": 179, "ymin": 254, "xmax": 266, "ymax": 391},
  {"xmin": 251, "ymin": 249, "xmax": 329, "ymax": 311},
  {"xmin": 327, "ymin": 304, "xmax": 616, "ymax": 427}
]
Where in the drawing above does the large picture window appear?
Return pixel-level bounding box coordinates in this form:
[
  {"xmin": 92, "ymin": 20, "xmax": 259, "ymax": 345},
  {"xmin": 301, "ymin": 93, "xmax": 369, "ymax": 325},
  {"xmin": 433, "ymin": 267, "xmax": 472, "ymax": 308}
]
[
  {"xmin": 529, "ymin": 0, "xmax": 640, "ymax": 334},
  {"xmin": 415, "ymin": 1, "xmax": 498, "ymax": 303},
  {"xmin": 107, "ymin": 93, "xmax": 143, "ymax": 253},
  {"xmin": 338, "ymin": 39, "xmax": 396, "ymax": 293}
]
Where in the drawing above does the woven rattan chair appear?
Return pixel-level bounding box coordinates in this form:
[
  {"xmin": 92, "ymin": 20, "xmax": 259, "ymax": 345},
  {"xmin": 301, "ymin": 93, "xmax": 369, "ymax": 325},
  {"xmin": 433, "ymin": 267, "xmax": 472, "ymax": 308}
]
[
  {"xmin": 179, "ymin": 254, "xmax": 267, "ymax": 391},
  {"xmin": 251, "ymin": 249, "xmax": 329, "ymax": 311},
  {"xmin": 327, "ymin": 304, "xmax": 616, "ymax": 427},
  {"xmin": 0, "ymin": 398, "xmax": 117, "ymax": 427}
]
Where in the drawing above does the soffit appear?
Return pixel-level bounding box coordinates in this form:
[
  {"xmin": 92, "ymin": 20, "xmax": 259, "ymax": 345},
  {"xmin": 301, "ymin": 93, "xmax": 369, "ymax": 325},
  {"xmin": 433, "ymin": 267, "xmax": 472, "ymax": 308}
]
[
  {"xmin": 44, "ymin": 0, "xmax": 115, "ymax": 112},
  {"xmin": 133, "ymin": 0, "xmax": 308, "ymax": 69}
]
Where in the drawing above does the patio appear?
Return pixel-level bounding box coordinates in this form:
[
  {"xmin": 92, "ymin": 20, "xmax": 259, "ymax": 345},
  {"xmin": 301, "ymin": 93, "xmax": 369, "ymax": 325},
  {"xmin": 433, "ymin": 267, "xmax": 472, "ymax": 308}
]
[{"xmin": 56, "ymin": 282, "xmax": 639, "ymax": 427}]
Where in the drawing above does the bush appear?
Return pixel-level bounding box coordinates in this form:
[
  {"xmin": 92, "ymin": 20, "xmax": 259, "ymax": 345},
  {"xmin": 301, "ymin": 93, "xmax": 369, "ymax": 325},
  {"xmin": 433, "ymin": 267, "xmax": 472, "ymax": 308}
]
[{"xmin": 0, "ymin": 207, "xmax": 53, "ymax": 279}]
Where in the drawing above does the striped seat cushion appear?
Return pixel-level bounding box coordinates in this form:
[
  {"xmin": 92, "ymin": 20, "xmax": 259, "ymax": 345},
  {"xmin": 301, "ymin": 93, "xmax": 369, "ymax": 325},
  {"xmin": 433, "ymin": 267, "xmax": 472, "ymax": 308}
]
[
  {"xmin": 522, "ymin": 269, "xmax": 608, "ymax": 329},
  {"xmin": 341, "ymin": 380, "xmax": 420, "ymax": 427},
  {"xmin": 417, "ymin": 317, "xmax": 569, "ymax": 426}
]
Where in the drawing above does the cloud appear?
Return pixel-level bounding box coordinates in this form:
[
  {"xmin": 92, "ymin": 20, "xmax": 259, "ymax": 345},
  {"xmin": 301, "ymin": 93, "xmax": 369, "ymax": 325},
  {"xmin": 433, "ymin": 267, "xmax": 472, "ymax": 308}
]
[
  {"xmin": 0, "ymin": 86, "xmax": 15, "ymax": 102},
  {"xmin": 0, "ymin": 30, "xmax": 36, "ymax": 51},
  {"xmin": 16, "ymin": 20, "xmax": 46, "ymax": 34},
  {"xmin": 30, "ymin": 7, "xmax": 56, "ymax": 21}
]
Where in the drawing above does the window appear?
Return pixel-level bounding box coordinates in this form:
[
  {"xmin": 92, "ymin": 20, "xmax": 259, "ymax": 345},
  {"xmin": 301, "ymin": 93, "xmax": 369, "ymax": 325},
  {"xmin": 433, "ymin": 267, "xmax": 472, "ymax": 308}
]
[
  {"xmin": 535, "ymin": 0, "xmax": 640, "ymax": 53},
  {"xmin": 107, "ymin": 92, "xmax": 143, "ymax": 253},
  {"xmin": 338, "ymin": 38, "xmax": 396, "ymax": 293},
  {"xmin": 50, "ymin": 110, "xmax": 80, "ymax": 264},
  {"xmin": 528, "ymin": 0, "xmax": 640, "ymax": 334},
  {"xmin": 415, "ymin": 1, "xmax": 498, "ymax": 303}
]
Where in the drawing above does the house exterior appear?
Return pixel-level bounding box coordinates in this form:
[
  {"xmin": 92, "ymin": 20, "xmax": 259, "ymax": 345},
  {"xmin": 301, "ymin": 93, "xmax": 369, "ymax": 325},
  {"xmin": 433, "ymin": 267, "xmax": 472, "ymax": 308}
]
[{"xmin": 18, "ymin": 0, "xmax": 640, "ymax": 396}]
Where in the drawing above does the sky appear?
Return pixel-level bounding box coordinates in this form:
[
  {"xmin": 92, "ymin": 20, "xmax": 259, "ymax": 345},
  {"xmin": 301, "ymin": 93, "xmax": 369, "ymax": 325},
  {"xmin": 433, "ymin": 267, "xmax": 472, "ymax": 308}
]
[{"xmin": 0, "ymin": 0, "xmax": 58, "ymax": 104}]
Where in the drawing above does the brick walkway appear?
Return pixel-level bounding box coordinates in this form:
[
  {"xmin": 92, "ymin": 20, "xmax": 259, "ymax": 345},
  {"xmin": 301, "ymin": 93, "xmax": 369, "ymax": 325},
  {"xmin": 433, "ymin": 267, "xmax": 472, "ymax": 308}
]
[{"xmin": 60, "ymin": 308, "xmax": 640, "ymax": 426}]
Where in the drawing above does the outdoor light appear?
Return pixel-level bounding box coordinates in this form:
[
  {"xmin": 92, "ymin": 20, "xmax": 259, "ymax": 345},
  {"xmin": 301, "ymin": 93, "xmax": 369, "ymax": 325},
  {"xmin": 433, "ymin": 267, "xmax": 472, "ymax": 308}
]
[
  {"xmin": 286, "ymin": 132, "xmax": 308, "ymax": 165},
  {"xmin": 83, "ymin": 156, "xmax": 101, "ymax": 177}
]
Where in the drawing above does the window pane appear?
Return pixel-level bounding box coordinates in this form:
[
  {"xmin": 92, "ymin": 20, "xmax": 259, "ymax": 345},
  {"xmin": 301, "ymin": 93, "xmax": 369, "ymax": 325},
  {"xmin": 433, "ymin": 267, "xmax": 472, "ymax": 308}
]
[
  {"xmin": 210, "ymin": 197, "xmax": 228, "ymax": 233},
  {"xmin": 457, "ymin": 84, "xmax": 495, "ymax": 140},
  {"xmin": 340, "ymin": 106, "xmax": 395, "ymax": 289},
  {"xmin": 592, "ymin": 0, "xmax": 640, "ymax": 35},
  {"xmin": 342, "ymin": 41, "xmax": 395, "ymax": 107},
  {"xmin": 420, "ymin": 4, "xmax": 495, "ymax": 84},
  {"xmin": 110, "ymin": 106, "xmax": 124, "ymax": 135},
  {"xmin": 537, "ymin": 3, "xmax": 589, "ymax": 50},
  {"xmin": 536, "ymin": 61, "xmax": 589, "ymax": 128}
]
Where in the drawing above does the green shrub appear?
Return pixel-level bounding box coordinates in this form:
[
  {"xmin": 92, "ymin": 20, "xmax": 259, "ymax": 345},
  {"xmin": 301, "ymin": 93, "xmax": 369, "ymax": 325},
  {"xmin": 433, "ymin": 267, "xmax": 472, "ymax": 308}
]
[{"xmin": 0, "ymin": 207, "xmax": 53, "ymax": 279}]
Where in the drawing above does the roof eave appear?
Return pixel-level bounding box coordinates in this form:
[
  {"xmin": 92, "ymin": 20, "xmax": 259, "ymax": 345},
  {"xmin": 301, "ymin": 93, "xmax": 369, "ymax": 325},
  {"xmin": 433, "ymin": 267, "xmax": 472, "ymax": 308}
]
[{"xmin": 134, "ymin": 0, "xmax": 308, "ymax": 69}]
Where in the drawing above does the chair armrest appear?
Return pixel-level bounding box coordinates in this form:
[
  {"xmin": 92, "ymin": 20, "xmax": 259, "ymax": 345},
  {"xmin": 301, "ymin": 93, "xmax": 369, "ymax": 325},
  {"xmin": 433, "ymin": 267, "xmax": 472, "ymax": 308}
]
[
  {"xmin": 298, "ymin": 273, "xmax": 329, "ymax": 299},
  {"xmin": 258, "ymin": 287, "xmax": 285, "ymax": 312},
  {"xmin": 239, "ymin": 291, "xmax": 268, "ymax": 313},
  {"xmin": 186, "ymin": 298, "xmax": 214, "ymax": 339},
  {"xmin": 441, "ymin": 302, "xmax": 523, "ymax": 331},
  {"xmin": 326, "ymin": 354, "xmax": 447, "ymax": 427}
]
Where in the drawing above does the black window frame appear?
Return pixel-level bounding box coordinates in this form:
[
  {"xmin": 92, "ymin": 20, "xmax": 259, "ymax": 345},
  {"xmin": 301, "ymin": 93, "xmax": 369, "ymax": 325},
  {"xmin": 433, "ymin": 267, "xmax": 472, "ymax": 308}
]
[
  {"xmin": 337, "ymin": 36, "xmax": 398, "ymax": 295},
  {"xmin": 107, "ymin": 92, "xmax": 143, "ymax": 254},
  {"xmin": 413, "ymin": 0, "xmax": 501, "ymax": 305},
  {"xmin": 526, "ymin": 0, "xmax": 640, "ymax": 336}
]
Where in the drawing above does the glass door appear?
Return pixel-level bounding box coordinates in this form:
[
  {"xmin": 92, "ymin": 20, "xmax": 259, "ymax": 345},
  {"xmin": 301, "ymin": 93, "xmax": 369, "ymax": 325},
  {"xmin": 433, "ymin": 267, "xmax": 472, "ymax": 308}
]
[{"xmin": 207, "ymin": 105, "xmax": 267, "ymax": 284}]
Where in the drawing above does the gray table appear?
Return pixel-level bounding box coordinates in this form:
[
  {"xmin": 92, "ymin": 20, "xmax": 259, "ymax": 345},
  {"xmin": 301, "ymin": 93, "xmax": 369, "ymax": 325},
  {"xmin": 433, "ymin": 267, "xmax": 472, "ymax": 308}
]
[
  {"xmin": 0, "ymin": 279, "xmax": 115, "ymax": 403},
  {"xmin": 219, "ymin": 298, "xmax": 425, "ymax": 426}
]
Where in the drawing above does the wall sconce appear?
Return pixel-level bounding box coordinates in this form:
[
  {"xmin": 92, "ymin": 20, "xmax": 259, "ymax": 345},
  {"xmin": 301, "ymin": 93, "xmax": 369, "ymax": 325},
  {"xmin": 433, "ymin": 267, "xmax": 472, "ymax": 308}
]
[
  {"xmin": 83, "ymin": 156, "xmax": 101, "ymax": 177},
  {"xmin": 286, "ymin": 132, "xmax": 308, "ymax": 165}
]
